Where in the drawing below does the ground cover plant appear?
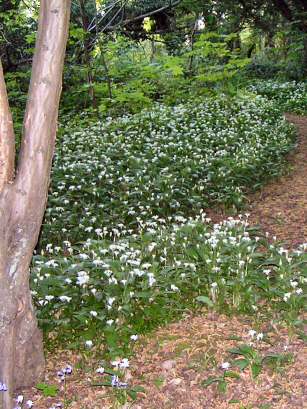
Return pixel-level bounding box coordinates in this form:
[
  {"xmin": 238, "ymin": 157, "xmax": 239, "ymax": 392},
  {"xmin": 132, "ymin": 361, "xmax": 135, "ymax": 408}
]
[
  {"xmin": 22, "ymin": 81, "xmax": 307, "ymax": 408},
  {"xmin": 32, "ymin": 215, "xmax": 306, "ymax": 358},
  {"xmin": 247, "ymin": 80, "xmax": 307, "ymax": 115},
  {"xmin": 2, "ymin": 2, "xmax": 307, "ymax": 408},
  {"xmin": 42, "ymin": 94, "xmax": 296, "ymax": 248}
]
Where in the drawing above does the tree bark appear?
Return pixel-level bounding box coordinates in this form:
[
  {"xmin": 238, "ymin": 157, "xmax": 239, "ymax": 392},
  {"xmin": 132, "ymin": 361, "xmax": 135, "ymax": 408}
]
[
  {"xmin": 303, "ymin": 34, "xmax": 307, "ymax": 75},
  {"xmin": 0, "ymin": 61, "xmax": 15, "ymax": 190},
  {"xmin": 0, "ymin": 1, "xmax": 71, "ymax": 408},
  {"xmin": 79, "ymin": 0, "xmax": 97, "ymax": 108}
]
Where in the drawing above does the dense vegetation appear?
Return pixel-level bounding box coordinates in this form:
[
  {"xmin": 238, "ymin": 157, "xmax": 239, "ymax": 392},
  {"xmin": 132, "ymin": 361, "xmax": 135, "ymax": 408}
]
[
  {"xmin": 31, "ymin": 81, "xmax": 305, "ymax": 360},
  {"xmin": 1, "ymin": 0, "xmax": 306, "ymax": 405}
]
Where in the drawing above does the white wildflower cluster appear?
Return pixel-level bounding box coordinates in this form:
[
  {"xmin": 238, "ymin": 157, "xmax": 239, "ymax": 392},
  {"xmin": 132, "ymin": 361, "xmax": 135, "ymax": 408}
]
[
  {"xmin": 29, "ymin": 88, "xmax": 305, "ymax": 353},
  {"xmin": 31, "ymin": 214, "xmax": 305, "ymax": 349},
  {"xmin": 42, "ymin": 96, "xmax": 295, "ymax": 247},
  {"xmin": 247, "ymin": 80, "xmax": 307, "ymax": 115}
]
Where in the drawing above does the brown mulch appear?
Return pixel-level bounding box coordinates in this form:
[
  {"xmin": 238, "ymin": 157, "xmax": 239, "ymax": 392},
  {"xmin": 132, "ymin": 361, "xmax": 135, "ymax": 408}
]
[
  {"xmin": 18, "ymin": 115, "xmax": 307, "ymax": 408},
  {"xmin": 130, "ymin": 314, "xmax": 306, "ymax": 409},
  {"xmin": 247, "ymin": 114, "xmax": 307, "ymax": 248},
  {"xmin": 206, "ymin": 114, "xmax": 307, "ymax": 248}
]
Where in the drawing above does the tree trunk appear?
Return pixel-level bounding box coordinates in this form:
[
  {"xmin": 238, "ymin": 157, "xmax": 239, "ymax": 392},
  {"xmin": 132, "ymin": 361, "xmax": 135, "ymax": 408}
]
[
  {"xmin": 0, "ymin": 1, "xmax": 71, "ymax": 408},
  {"xmin": 303, "ymin": 34, "xmax": 307, "ymax": 75},
  {"xmin": 79, "ymin": 0, "xmax": 97, "ymax": 108}
]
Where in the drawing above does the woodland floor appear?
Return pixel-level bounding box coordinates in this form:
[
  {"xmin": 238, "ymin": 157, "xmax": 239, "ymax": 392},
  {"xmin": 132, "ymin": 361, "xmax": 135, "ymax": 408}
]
[{"xmin": 20, "ymin": 115, "xmax": 307, "ymax": 409}]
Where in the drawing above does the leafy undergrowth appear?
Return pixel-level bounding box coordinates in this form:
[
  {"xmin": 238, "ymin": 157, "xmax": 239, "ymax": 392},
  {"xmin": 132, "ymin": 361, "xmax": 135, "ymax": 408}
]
[
  {"xmin": 42, "ymin": 94, "xmax": 296, "ymax": 247},
  {"xmin": 23, "ymin": 84, "xmax": 307, "ymax": 408},
  {"xmin": 32, "ymin": 215, "xmax": 306, "ymax": 358},
  {"xmin": 247, "ymin": 80, "xmax": 307, "ymax": 115}
]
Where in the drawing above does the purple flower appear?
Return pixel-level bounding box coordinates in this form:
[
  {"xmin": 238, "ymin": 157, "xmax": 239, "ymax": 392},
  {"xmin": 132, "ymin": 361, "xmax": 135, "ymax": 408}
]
[
  {"xmin": 57, "ymin": 365, "xmax": 72, "ymax": 382},
  {"xmin": 57, "ymin": 370, "xmax": 65, "ymax": 382},
  {"xmin": 111, "ymin": 375, "xmax": 128, "ymax": 389},
  {"xmin": 64, "ymin": 365, "xmax": 73, "ymax": 375}
]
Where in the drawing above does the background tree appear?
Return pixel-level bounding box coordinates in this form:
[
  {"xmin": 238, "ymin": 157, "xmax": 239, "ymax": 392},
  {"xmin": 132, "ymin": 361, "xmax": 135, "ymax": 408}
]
[{"xmin": 0, "ymin": 1, "xmax": 71, "ymax": 408}]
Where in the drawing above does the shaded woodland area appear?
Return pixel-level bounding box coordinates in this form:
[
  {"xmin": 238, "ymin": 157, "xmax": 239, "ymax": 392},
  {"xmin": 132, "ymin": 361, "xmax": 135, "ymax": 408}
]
[{"xmin": 0, "ymin": 1, "xmax": 306, "ymax": 408}]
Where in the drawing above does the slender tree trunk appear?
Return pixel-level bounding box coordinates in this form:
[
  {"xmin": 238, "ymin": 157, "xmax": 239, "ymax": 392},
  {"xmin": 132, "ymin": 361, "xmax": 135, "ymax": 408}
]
[
  {"xmin": 150, "ymin": 37, "xmax": 156, "ymax": 62},
  {"xmin": 187, "ymin": 15, "xmax": 199, "ymax": 76},
  {"xmin": 99, "ymin": 41, "xmax": 113, "ymax": 100},
  {"xmin": 79, "ymin": 0, "xmax": 97, "ymax": 108},
  {"xmin": 0, "ymin": 1, "xmax": 71, "ymax": 408},
  {"xmin": 303, "ymin": 34, "xmax": 307, "ymax": 75}
]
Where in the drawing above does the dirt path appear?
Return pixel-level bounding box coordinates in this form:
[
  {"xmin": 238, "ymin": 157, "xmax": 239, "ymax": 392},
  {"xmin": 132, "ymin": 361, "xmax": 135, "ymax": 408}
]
[{"xmin": 248, "ymin": 114, "xmax": 307, "ymax": 248}]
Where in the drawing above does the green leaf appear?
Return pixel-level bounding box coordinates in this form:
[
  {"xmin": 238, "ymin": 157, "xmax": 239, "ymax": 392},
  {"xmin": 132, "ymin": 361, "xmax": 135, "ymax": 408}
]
[
  {"xmin": 195, "ymin": 296, "xmax": 213, "ymax": 307},
  {"xmin": 228, "ymin": 344, "xmax": 255, "ymax": 358},
  {"xmin": 127, "ymin": 390, "xmax": 137, "ymax": 401},
  {"xmin": 201, "ymin": 376, "xmax": 222, "ymax": 387},
  {"xmin": 127, "ymin": 385, "xmax": 145, "ymax": 401},
  {"xmin": 233, "ymin": 358, "xmax": 249, "ymax": 371},
  {"xmin": 297, "ymin": 330, "xmax": 307, "ymax": 342},
  {"xmin": 251, "ymin": 362, "xmax": 262, "ymax": 378},
  {"xmin": 224, "ymin": 370, "xmax": 240, "ymax": 379},
  {"xmin": 217, "ymin": 380, "xmax": 227, "ymax": 393},
  {"xmin": 131, "ymin": 386, "xmax": 146, "ymax": 393},
  {"xmin": 36, "ymin": 383, "xmax": 59, "ymax": 397}
]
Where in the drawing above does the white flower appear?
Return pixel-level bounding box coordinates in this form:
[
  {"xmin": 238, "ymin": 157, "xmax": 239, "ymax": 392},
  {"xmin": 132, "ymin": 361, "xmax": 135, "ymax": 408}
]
[
  {"xmin": 16, "ymin": 395, "xmax": 24, "ymax": 404},
  {"xmin": 26, "ymin": 400, "xmax": 34, "ymax": 408},
  {"xmin": 106, "ymin": 319, "xmax": 114, "ymax": 325},
  {"xmin": 283, "ymin": 292, "xmax": 291, "ymax": 302},
  {"xmin": 90, "ymin": 310, "xmax": 98, "ymax": 317},
  {"xmin": 45, "ymin": 295, "xmax": 55, "ymax": 301},
  {"xmin": 148, "ymin": 242, "xmax": 157, "ymax": 252},
  {"xmin": 296, "ymin": 288, "xmax": 303, "ymax": 295},
  {"xmin": 96, "ymin": 367, "xmax": 105, "ymax": 374},
  {"xmin": 107, "ymin": 297, "xmax": 115, "ymax": 306},
  {"xmin": 111, "ymin": 360, "xmax": 120, "ymax": 368},
  {"xmin": 221, "ymin": 362, "xmax": 230, "ymax": 370},
  {"xmin": 119, "ymin": 358, "xmax": 130, "ymax": 369},
  {"xmin": 85, "ymin": 340, "xmax": 93, "ymax": 348},
  {"xmin": 256, "ymin": 333, "xmax": 263, "ymax": 341},
  {"xmin": 148, "ymin": 273, "xmax": 156, "ymax": 287},
  {"xmin": 59, "ymin": 296, "xmax": 72, "ymax": 302},
  {"xmin": 77, "ymin": 271, "xmax": 90, "ymax": 286},
  {"xmin": 248, "ymin": 329, "xmax": 257, "ymax": 338},
  {"xmin": 130, "ymin": 334, "xmax": 138, "ymax": 341}
]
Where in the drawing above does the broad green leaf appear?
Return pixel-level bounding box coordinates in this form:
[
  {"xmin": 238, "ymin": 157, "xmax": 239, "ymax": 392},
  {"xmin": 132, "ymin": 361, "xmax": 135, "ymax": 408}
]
[
  {"xmin": 196, "ymin": 296, "xmax": 213, "ymax": 307},
  {"xmin": 251, "ymin": 362, "xmax": 262, "ymax": 378},
  {"xmin": 233, "ymin": 358, "xmax": 249, "ymax": 371}
]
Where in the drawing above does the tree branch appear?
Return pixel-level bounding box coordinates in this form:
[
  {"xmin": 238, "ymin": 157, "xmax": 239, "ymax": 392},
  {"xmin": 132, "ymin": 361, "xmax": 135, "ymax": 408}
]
[{"xmin": 104, "ymin": 1, "xmax": 181, "ymax": 31}]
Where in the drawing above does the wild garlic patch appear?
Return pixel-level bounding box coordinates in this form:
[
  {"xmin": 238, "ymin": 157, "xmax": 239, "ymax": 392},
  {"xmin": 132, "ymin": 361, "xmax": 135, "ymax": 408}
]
[
  {"xmin": 32, "ymin": 214, "xmax": 306, "ymax": 357},
  {"xmin": 247, "ymin": 80, "xmax": 307, "ymax": 115},
  {"xmin": 28, "ymin": 90, "xmax": 307, "ymax": 359},
  {"xmin": 42, "ymin": 95, "xmax": 295, "ymax": 247}
]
